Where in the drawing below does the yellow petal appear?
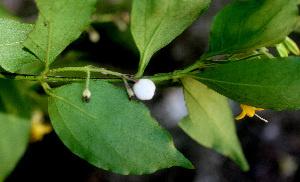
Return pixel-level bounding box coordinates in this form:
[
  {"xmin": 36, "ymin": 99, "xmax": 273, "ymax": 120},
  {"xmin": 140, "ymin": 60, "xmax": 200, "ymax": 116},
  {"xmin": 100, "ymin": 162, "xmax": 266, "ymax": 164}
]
[
  {"xmin": 236, "ymin": 104, "xmax": 267, "ymax": 121},
  {"xmin": 30, "ymin": 123, "xmax": 52, "ymax": 142},
  {"xmin": 235, "ymin": 110, "xmax": 246, "ymax": 120},
  {"xmin": 255, "ymin": 108, "xmax": 264, "ymax": 111},
  {"xmin": 240, "ymin": 105, "xmax": 255, "ymax": 117}
]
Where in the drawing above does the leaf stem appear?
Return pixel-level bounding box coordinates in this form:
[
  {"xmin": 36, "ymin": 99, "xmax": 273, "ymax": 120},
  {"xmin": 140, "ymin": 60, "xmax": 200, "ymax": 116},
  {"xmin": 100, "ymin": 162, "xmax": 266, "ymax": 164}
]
[
  {"xmin": 41, "ymin": 82, "xmax": 53, "ymax": 96},
  {"xmin": 84, "ymin": 65, "xmax": 93, "ymax": 85},
  {"xmin": 85, "ymin": 68, "xmax": 91, "ymax": 89},
  {"xmin": 135, "ymin": 56, "xmax": 146, "ymax": 78}
]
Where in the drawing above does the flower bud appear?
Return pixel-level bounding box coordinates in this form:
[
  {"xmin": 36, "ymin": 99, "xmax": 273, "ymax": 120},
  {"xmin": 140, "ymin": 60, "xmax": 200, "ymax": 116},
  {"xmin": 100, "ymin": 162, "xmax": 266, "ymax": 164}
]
[
  {"xmin": 276, "ymin": 43, "xmax": 289, "ymax": 57},
  {"xmin": 133, "ymin": 79, "xmax": 156, "ymax": 100},
  {"xmin": 283, "ymin": 36, "xmax": 300, "ymax": 55},
  {"xmin": 123, "ymin": 78, "xmax": 135, "ymax": 100},
  {"xmin": 126, "ymin": 87, "xmax": 135, "ymax": 100},
  {"xmin": 82, "ymin": 88, "xmax": 91, "ymax": 103}
]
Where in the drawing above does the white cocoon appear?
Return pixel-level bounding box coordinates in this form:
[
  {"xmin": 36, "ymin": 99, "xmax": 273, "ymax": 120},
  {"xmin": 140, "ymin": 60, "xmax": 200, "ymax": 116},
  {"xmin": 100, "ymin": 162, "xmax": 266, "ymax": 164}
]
[{"xmin": 133, "ymin": 79, "xmax": 156, "ymax": 100}]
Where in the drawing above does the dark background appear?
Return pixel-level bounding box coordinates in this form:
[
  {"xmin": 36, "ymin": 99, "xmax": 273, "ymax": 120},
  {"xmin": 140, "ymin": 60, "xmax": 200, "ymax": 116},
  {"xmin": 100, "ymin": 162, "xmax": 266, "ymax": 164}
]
[{"xmin": 1, "ymin": 0, "xmax": 300, "ymax": 181}]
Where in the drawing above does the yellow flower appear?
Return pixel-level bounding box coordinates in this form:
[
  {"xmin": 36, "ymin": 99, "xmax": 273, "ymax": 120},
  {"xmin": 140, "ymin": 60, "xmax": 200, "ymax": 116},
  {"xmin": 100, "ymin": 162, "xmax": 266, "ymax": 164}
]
[
  {"xmin": 30, "ymin": 110, "xmax": 52, "ymax": 142},
  {"xmin": 235, "ymin": 104, "xmax": 268, "ymax": 122}
]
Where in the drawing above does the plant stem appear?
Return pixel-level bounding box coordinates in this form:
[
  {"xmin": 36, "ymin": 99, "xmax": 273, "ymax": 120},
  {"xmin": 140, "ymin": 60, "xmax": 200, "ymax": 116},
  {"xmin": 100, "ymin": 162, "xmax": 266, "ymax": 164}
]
[
  {"xmin": 48, "ymin": 66, "xmax": 141, "ymax": 82},
  {"xmin": 0, "ymin": 62, "xmax": 195, "ymax": 84},
  {"xmin": 45, "ymin": 77, "xmax": 123, "ymax": 83},
  {"xmin": 0, "ymin": 72, "xmax": 42, "ymax": 82},
  {"xmin": 143, "ymin": 72, "xmax": 185, "ymax": 81},
  {"xmin": 0, "ymin": 69, "xmax": 189, "ymax": 84},
  {"xmin": 0, "ymin": 72, "xmax": 123, "ymax": 83},
  {"xmin": 176, "ymin": 61, "xmax": 205, "ymax": 75},
  {"xmin": 48, "ymin": 66, "xmax": 123, "ymax": 77},
  {"xmin": 237, "ymin": 53, "xmax": 265, "ymax": 61}
]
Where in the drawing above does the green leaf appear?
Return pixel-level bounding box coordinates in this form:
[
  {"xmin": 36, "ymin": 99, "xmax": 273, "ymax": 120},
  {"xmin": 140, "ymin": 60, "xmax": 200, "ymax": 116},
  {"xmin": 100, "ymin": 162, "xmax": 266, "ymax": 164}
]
[
  {"xmin": 190, "ymin": 57, "xmax": 300, "ymax": 111},
  {"xmin": 0, "ymin": 80, "xmax": 32, "ymax": 181},
  {"xmin": 0, "ymin": 113, "xmax": 31, "ymax": 182},
  {"xmin": 205, "ymin": 0, "xmax": 298, "ymax": 58},
  {"xmin": 0, "ymin": 79, "xmax": 30, "ymax": 181},
  {"xmin": 22, "ymin": 0, "xmax": 97, "ymax": 67},
  {"xmin": 48, "ymin": 81, "xmax": 193, "ymax": 175},
  {"xmin": 131, "ymin": 0, "xmax": 210, "ymax": 77},
  {"xmin": 293, "ymin": 16, "xmax": 300, "ymax": 33},
  {"xmin": 179, "ymin": 77, "xmax": 249, "ymax": 171},
  {"xmin": 0, "ymin": 19, "xmax": 38, "ymax": 72},
  {"xmin": 0, "ymin": 79, "xmax": 31, "ymax": 118}
]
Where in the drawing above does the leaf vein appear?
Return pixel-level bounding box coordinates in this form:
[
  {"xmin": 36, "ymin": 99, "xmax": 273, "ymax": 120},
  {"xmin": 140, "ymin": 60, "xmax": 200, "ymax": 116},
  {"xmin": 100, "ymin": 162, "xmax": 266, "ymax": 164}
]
[
  {"xmin": 141, "ymin": 0, "xmax": 171, "ymax": 68},
  {"xmin": 193, "ymin": 76, "xmax": 300, "ymax": 88},
  {"xmin": 52, "ymin": 98, "xmax": 113, "ymax": 165},
  {"xmin": 183, "ymin": 82, "xmax": 240, "ymax": 153},
  {"xmin": 0, "ymin": 41, "xmax": 23, "ymax": 47},
  {"xmin": 55, "ymin": 0, "xmax": 89, "ymax": 49}
]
